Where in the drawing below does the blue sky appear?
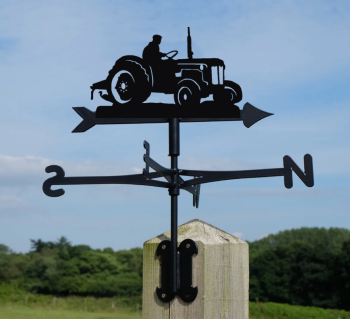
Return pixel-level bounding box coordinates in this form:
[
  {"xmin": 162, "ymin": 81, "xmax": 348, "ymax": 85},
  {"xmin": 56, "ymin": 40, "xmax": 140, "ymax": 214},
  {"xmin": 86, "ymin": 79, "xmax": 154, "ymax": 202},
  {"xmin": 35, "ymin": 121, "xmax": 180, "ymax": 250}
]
[{"xmin": 0, "ymin": 0, "xmax": 349, "ymax": 253}]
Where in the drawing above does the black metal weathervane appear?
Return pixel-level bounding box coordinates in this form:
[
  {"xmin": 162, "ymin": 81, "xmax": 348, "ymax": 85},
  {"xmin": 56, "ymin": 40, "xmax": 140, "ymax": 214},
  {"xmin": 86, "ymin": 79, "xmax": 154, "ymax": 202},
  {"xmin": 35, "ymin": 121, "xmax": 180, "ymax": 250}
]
[{"xmin": 43, "ymin": 28, "xmax": 314, "ymax": 304}]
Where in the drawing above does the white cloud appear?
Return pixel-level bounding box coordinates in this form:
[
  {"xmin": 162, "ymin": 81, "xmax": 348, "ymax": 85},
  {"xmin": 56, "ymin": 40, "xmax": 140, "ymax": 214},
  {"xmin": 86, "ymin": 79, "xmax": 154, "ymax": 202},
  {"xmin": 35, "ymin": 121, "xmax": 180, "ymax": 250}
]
[
  {"xmin": 0, "ymin": 154, "xmax": 141, "ymax": 187},
  {"xmin": 0, "ymin": 195, "xmax": 28, "ymax": 209}
]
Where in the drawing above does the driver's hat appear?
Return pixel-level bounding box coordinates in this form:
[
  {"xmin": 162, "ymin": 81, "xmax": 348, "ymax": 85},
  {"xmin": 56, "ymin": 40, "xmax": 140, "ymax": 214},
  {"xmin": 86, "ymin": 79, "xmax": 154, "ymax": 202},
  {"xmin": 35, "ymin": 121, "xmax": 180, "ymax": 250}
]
[{"xmin": 153, "ymin": 34, "xmax": 162, "ymax": 40}]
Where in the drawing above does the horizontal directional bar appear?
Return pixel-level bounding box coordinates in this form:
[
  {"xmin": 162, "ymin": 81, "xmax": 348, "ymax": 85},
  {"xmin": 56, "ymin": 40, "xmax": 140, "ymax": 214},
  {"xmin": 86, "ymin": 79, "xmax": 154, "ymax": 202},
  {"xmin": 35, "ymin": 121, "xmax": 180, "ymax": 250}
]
[
  {"xmin": 180, "ymin": 168, "xmax": 287, "ymax": 187},
  {"xmin": 72, "ymin": 103, "xmax": 273, "ymax": 132},
  {"xmin": 43, "ymin": 165, "xmax": 169, "ymax": 197},
  {"xmin": 59, "ymin": 174, "xmax": 168, "ymax": 187},
  {"xmin": 43, "ymin": 156, "xmax": 313, "ymax": 197},
  {"xmin": 179, "ymin": 154, "xmax": 314, "ymax": 189}
]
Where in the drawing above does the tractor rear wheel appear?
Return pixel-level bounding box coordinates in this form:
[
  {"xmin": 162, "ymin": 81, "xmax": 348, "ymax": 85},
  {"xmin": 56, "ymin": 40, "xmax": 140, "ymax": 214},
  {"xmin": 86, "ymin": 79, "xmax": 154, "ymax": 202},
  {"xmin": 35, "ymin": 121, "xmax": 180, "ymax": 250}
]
[
  {"xmin": 107, "ymin": 60, "xmax": 151, "ymax": 105},
  {"xmin": 174, "ymin": 80, "xmax": 201, "ymax": 106},
  {"xmin": 213, "ymin": 80, "xmax": 242, "ymax": 104}
]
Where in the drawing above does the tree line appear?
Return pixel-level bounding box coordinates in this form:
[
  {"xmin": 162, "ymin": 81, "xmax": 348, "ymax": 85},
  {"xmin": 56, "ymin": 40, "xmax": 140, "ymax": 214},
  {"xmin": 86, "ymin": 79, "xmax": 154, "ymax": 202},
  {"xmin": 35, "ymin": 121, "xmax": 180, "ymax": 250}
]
[
  {"xmin": 0, "ymin": 227, "xmax": 349, "ymax": 310},
  {"xmin": 0, "ymin": 237, "xmax": 142, "ymax": 297},
  {"xmin": 248, "ymin": 227, "xmax": 350, "ymax": 311}
]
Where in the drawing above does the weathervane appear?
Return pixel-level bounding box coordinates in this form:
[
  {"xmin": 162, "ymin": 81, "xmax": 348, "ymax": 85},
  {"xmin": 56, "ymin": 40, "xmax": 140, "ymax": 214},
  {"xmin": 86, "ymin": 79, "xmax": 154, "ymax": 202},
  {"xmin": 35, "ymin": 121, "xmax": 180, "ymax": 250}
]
[{"xmin": 43, "ymin": 27, "xmax": 314, "ymax": 303}]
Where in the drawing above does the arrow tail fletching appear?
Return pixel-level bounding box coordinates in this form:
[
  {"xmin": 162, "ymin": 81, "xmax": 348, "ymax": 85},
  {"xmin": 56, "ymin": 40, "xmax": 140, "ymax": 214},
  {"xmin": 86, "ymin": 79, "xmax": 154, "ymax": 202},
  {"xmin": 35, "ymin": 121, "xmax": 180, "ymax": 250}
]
[{"xmin": 72, "ymin": 107, "xmax": 96, "ymax": 133}]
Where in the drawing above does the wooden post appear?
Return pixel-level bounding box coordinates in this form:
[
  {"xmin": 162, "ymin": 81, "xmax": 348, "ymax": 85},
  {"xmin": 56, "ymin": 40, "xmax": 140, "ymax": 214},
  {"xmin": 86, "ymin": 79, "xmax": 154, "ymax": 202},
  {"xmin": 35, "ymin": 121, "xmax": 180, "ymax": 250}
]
[{"xmin": 143, "ymin": 219, "xmax": 249, "ymax": 319}]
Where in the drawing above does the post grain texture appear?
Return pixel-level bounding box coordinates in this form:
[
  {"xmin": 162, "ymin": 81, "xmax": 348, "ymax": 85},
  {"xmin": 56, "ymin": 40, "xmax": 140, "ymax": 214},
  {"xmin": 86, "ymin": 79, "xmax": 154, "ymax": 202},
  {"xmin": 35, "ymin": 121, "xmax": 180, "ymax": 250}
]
[{"xmin": 143, "ymin": 219, "xmax": 249, "ymax": 319}]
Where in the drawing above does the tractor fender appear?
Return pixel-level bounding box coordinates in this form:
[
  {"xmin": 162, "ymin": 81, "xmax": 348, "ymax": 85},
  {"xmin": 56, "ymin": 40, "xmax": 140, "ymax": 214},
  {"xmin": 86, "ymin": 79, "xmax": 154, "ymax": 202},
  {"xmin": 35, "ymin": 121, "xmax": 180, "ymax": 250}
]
[
  {"xmin": 177, "ymin": 78, "xmax": 201, "ymax": 91},
  {"xmin": 111, "ymin": 55, "xmax": 153, "ymax": 86},
  {"xmin": 178, "ymin": 69, "xmax": 208, "ymax": 93}
]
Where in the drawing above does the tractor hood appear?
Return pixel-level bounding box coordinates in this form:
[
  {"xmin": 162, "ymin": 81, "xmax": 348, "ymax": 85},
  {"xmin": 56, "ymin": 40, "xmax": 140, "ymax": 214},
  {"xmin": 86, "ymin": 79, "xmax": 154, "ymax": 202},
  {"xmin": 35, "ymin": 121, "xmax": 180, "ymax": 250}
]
[{"xmin": 176, "ymin": 58, "xmax": 224, "ymax": 67}]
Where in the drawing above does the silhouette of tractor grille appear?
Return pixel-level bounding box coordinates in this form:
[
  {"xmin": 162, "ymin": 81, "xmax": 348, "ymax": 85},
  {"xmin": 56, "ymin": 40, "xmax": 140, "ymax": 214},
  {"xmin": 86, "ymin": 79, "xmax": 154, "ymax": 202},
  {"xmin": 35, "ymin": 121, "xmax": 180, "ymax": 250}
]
[{"xmin": 211, "ymin": 66, "xmax": 224, "ymax": 85}]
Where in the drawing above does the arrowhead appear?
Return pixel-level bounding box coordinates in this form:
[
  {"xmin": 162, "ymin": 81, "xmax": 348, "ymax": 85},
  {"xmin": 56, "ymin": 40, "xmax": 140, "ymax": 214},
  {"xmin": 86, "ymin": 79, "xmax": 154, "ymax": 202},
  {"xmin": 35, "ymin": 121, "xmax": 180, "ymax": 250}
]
[
  {"xmin": 72, "ymin": 107, "xmax": 96, "ymax": 132},
  {"xmin": 240, "ymin": 103, "xmax": 273, "ymax": 128}
]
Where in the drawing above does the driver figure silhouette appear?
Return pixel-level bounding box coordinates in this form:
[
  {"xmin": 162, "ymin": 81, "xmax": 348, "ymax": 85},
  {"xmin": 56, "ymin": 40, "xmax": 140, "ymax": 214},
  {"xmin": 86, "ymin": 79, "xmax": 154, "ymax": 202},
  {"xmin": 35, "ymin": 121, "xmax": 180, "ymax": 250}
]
[
  {"xmin": 142, "ymin": 35, "xmax": 167, "ymax": 64},
  {"xmin": 142, "ymin": 34, "xmax": 176, "ymax": 90}
]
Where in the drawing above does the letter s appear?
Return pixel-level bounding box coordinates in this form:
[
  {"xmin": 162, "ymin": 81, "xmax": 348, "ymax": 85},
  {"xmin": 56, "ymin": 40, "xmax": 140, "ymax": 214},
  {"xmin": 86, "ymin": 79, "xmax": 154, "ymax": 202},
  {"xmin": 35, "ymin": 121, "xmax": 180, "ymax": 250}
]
[{"xmin": 43, "ymin": 165, "xmax": 65, "ymax": 197}]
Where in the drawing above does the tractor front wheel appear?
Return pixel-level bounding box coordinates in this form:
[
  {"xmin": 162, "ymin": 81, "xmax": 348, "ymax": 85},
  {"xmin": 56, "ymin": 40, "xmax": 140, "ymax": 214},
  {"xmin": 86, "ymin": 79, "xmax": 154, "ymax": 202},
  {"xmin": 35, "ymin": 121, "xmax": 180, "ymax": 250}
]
[
  {"xmin": 213, "ymin": 80, "xmax": 242, "ymax": 104},
  {"xmin": 174, "ymin": 80, "xmax": 201, "ymax": 106}
]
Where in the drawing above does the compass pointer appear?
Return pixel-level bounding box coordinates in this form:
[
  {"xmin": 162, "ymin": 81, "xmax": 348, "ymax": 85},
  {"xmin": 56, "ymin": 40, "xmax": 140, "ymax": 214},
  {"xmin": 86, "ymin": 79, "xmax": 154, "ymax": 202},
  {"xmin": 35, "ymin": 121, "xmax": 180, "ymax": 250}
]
[{"xmin": 240, "ymin": 102, "xmax": 273, "ymax": 128}]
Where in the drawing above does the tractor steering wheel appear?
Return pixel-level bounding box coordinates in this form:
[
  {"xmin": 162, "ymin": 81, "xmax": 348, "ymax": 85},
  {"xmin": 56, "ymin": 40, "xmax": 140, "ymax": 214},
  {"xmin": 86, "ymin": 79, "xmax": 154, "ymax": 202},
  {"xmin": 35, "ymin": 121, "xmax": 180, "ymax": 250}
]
[{"xmin": 165, "ymin": 50, "xmax": 178, "ymax": 59}]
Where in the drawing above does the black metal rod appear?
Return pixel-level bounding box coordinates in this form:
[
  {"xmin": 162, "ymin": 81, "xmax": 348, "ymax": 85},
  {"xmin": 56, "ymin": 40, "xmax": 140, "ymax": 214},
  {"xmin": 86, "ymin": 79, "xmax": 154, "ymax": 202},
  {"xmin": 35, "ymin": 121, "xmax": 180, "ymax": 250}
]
[
  {"xmin": 180, "ymin": 168, "xmax": 287, "ymax": 186},
  {"xmin": 169, "ymin": 118, "xmax": 180, "ymax": 156},
  {"xmin": 169, "ymin": 118, "xmax": 180, "ymax": 295},
  {"xmin": 170, "ymin": 193, "xmax": 178, "ymax": 294}
]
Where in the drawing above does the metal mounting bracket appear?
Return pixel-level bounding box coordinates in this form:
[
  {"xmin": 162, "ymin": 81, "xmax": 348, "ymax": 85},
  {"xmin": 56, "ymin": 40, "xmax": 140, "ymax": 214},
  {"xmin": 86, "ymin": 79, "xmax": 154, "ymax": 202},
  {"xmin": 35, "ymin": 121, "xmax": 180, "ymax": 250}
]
[
  {"xmin": 156, "ymin": 239, "xmax": 198, "ymax": 303},
  {"xmin": 143, "ymin": 140, "xmax": 201, "ymax": 207}
]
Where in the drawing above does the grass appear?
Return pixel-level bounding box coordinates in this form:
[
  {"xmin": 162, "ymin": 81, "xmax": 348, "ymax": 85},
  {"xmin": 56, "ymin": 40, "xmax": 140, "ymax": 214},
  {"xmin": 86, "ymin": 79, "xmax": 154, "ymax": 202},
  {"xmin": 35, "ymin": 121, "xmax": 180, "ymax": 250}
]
[
  {"xmin": 0, "ymin": 294, "xmax": 142, "ymax": 313},
  {"xmin": 0, "ymin": 284, "xmax": 349, "ymax": 319},
  {"xmin": 1, "ymin": 300, "xmax": 350, "ymax": 319},
  {"xmin": 0, "ymin": 306, "xmax": 139, "ymax": 319},
  {"xmin": 250, "ymin": 302, "xmax": 350, "ymax": 319},
  {"xmin": 0, "ymin": 284, "xmax": 142, "ymax": 319}
]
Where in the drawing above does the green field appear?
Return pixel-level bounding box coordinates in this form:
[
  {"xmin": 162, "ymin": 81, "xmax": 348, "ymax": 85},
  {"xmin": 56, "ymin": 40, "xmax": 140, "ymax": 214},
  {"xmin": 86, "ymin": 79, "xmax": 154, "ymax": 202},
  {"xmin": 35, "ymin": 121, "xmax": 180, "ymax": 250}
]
[
  {"xmin": 0, "ymin": 306, "xmax": 138, "ymax": 319},
  {"xmin": 1, "ymin": 296, "xmax": 350, "ymax": 319},
  {"xmin": 0, "ymin": 290, "xmax": 142, "ymax": 319},
  {"xmin": 250, "ymin": 302, "xmax": 350, "ymax": 319},
  {"xmin": 0, "ymin": 285, "xmax": 349, "ymax": 319}
]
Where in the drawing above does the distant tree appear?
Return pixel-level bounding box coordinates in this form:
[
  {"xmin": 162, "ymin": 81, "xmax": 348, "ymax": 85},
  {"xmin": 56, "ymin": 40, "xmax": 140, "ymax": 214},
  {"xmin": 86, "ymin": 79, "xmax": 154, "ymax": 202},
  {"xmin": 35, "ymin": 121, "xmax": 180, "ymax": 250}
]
[
  {"xmin": 249, "ymin": 227, "xmax": 350, "ymax": 252},
  {"xmin": 115, "ymin": 248, "xmax": 143, "ymax": 276},
  {"xmin": 30, "ymin": 237, "xmax": 71, "ymax": 253},
  {"xmin": 103, "ymin": 247, "xmax": 114, "ymax": 254},
  {"xmin": 55, "ymin": 236, "xmax": 71, "ymax": 250},
  {"xmin": 8, "ymin": 228, "xmax": 348, "ymax": 308},
  {"xmin": 0, "ymin": 251, "xmax": 29, "ymax": 283},
  {"xmin": 30, "ymin": 239, "xmax": 54, "ymax": 252},
  {"xmin": 68, "ymin": 245, "xmax": 91, "ymax": 258},
  {"xmin": 75, "ymin": 250, "xmax": 122, "ymax": 275},
  {"xmin": 333, "ymin": 238, "xmax": 350, "ymax": 311},
  {"xmin": 0, "ymin": 244, "xmax": 10, "ymax": 254},
  {"xmin": 250, "ymin": 238, "xmax": 344, "ymax": 309}
]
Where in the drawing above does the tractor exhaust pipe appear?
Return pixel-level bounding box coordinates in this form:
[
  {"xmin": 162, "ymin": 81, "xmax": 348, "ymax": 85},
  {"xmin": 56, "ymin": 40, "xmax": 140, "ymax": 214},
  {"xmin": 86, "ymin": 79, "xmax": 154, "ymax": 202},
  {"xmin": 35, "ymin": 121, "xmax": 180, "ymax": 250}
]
[{"xmin": 187, "ymin": 27, "xmax": 193, "ymax": 60}]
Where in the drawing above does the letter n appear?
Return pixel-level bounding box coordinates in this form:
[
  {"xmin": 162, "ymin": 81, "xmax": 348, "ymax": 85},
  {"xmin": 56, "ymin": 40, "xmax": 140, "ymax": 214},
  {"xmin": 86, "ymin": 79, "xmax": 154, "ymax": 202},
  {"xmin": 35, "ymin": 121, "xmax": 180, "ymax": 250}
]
[{"xmin": 283, "ymin": 154, "xmax": 314, "ymax": 189}]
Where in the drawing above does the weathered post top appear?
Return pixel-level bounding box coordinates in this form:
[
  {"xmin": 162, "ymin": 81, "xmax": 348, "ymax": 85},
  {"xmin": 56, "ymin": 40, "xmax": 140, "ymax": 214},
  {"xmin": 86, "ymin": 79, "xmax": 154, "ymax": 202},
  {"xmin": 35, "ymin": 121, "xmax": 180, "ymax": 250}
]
[{"xmin": 143, "ymin": 219, "xmax": 249, "ymax": 319}]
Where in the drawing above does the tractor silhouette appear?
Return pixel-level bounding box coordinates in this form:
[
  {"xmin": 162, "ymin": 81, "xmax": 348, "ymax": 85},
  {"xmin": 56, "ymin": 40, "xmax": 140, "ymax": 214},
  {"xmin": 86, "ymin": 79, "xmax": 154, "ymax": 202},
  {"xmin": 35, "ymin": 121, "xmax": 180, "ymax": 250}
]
[{"xmin": 90, "ymin": 28, "xmax": 242, "ymax": 107}]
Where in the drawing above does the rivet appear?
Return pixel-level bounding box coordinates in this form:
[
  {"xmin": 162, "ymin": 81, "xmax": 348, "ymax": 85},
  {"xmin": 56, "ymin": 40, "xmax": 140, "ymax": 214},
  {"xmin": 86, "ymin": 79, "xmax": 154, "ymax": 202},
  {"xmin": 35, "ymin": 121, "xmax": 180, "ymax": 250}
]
[
  {"xmin": 186, "ymin": 244, "xmax": 190, "ymax": 248},
  {"xmin": 162, "ymin": 293, "xmax": 166, "ymax": 298},
  {"xmin": 162, "ymin": 245, "xmax": 166, "ymax": 249}
]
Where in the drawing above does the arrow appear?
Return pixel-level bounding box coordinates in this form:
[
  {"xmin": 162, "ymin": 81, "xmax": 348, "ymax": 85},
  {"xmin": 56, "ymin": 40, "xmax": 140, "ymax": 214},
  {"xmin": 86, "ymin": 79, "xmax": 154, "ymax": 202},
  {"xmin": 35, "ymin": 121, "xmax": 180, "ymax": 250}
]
[
  {"xmin": 72, "ymin": 102, "xmax": 273, "ymax": 132},
  {"xmin": 240, "ymin": 103, "xmax": 273, "ymax": 128}
]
